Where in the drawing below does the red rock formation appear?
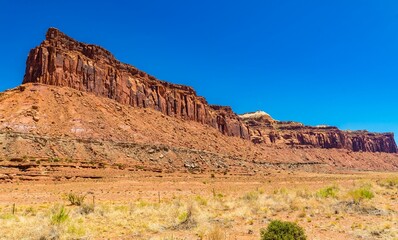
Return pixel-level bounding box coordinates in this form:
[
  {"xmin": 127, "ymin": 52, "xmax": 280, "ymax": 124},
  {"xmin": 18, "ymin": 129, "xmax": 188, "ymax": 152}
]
[
  {"xmin": 240, "ymin": 111, "xmax": 398, "ymax": 153},
  {"xmin": 23, "ymin": 28, "xmax": 249, "ymax": 139},
  {"xmin": 22, "ymin": 28, "xmax": 397, "ymax": 153}
]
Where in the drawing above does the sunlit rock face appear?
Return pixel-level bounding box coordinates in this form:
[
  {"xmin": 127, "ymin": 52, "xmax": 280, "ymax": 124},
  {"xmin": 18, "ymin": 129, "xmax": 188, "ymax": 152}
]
[
  {"xmin": 239, "ymin": 111, "xmax": 397, "ymax": 153},
  {"xmin": 23, "ymin": 28, "xmax": 249, "ymax": 139},
  {"xmin": 23, "ymin": 28, "xmax": 397, "ymax": 153}
]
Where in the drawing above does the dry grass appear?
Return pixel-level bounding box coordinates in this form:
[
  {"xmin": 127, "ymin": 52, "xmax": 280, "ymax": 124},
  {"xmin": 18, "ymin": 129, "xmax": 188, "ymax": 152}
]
[{"xmin": 1, "ymin": 177, "xmax": 398, "ymax": 239}]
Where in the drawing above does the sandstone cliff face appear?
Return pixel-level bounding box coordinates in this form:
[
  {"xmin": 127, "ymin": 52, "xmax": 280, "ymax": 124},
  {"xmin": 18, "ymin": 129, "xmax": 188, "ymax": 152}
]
[
  {"xmin": 22, "ymin": 28, "xmax": 397, "ymax": 153},
  {"xmin": 23, "ymin": 28, "xmax": 249, "ymax": 139},
  {"xmin": 240, "ymin": 111, "xmax": 398, "ymax": 153}
]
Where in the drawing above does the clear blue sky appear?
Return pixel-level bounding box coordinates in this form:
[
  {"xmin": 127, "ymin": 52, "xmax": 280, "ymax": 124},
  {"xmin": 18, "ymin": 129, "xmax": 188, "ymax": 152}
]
[{"xmin": 0, "ymin": 0, "xmax": 397, "ymax": 138}]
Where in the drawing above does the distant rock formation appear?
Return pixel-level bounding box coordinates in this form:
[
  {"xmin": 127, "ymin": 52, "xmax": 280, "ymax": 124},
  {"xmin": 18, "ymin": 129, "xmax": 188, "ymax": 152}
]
[
  {"xmin": 23, "ymin": 28, "xmax": 397, "ymax": 153},
  {"xmin": 23, "ymin": 28, "xmax": 249, "ymax": 139},
  {"xmin": 240, "ymin": 111, "xmax": 397, "ymax": 153}
]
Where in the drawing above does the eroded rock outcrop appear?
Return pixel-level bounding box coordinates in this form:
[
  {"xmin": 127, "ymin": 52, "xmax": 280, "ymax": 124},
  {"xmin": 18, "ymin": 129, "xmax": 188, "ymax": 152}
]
[
  {"xmin": 22, "ymin": 28, "xmax": 397, "ymax": 153},
  {"xmin": 240, "ymin": 111, "xmax": 398, "ymax": 153},
  {"xmin": 23, "ymin": 28, "xmax": 249, "ymax": 139}
]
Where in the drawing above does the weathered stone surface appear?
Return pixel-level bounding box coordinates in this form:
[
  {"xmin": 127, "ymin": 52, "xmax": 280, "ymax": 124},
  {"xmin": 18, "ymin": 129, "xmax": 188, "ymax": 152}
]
[
  {"xmin": 240, "ymin": 111, "xmax": 398, "ymax": 153},
  {"xmin": 23, "ymin": 28, "xmax": 249, "ymax": 139},
  {"xmin": 22, "ymin": 28, "xmax": 397, "ymax": 153}
]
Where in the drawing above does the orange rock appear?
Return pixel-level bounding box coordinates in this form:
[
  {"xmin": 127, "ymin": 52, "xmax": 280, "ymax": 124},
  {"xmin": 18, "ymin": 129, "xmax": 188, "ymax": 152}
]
[
  {"xmin": 23, "ymin": 28, "xmax": 249, "ymax": 139},
  {"xmin": 22, "ymin": 28, "xmax": 397, "ymax": 153},
  {"xmin": 240, "ymin": 111, "xmax": 397, "ymax": 153}
]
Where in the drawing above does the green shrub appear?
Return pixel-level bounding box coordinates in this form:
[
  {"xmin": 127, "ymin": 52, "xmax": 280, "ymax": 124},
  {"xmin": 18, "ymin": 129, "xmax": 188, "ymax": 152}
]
[
  {"xmin": 51, "ymin": 206, "xmax": 69, "ymax": 225},
  {"xmin": 178, "ymin": 210, "xmax": 192, "ymax": 223},
  {"xmin": 66, "ymin": 192, "xmax": 86, "ymax": 206},
  {"xmin": 194, "ymin": 195, "xmax": 208, "ymax": 206},
  {"xmin": 348, "ymin": 186, "xmax": 374, "ymax": 203},
  {"xmin": 317, "ymin": 186, "xmax": 338, "ymax": 198},
  {"xmin": 260, "ymin": 220, "xmax": 306, "ymax": 240}
]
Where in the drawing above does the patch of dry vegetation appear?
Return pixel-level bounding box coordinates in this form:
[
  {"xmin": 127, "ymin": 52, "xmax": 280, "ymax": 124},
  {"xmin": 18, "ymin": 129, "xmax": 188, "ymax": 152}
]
[{"xmin": 1, "ymin": 177, "xmax": 398, "ymax": 239}]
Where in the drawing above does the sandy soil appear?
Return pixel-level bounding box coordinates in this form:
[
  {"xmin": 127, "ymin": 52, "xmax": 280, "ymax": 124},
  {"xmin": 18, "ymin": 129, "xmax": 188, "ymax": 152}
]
[{"xmin": 1, "ymin": 171, "xmax": 397, "ymax": 239}]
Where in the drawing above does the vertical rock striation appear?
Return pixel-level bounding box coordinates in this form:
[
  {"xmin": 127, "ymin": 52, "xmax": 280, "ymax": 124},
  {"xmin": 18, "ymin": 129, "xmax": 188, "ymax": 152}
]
[
  {"xmin": 23, "ymin": 28, "xmax": 249, "ymax": 139},
  {"xmin": 240, "ymin": 111, "xmax": 398, "ymax": 153},
  {"xmin": 22, "ymin": 28, "xmax": 397, "ymax": 153}
]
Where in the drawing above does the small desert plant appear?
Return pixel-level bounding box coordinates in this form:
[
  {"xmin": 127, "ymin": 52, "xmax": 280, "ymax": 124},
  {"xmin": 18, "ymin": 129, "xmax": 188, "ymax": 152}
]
[
  {"xmin": 23, "ymin": 206, "xmax": 37, "ymax": 216},
  {"xmin": 212, "ymin": 189, "xmax": 224, "ymax": 199},
  {"xmin": 0, "ymin": 213, "xmax": 16, "ymax": 220},
  {"xmin": 178, "ymin": 210, "xmax": 191, "ymax": 223},
  {"xmin": 79, "ymin": 203, "xmax": 94, "ymax": 215},
  {"xmin": 67, "ymin": 223, "xmax": 86, "ymax": 237},
  {"xmin": 194, "ymin": 195, "xmax": 208, "ymax": 206},
  {"xmin": 317, "ymin": 186, "xmax": 339, "ymax": 198},
  {"xmin": 51, "ymin": 206, "xmax": 69, "ymax": 225},
  {"xmin": 348, "ymin": 186, "xmax": 374, "ymax": 203},
  {"xmin": 273, "ymin": 188, "xmax": 288, "ymax": 195},
  {"xmin": 378, "ymin": 178, "xmax": 398, "ymax": 189},
  {"xmin": 296, "ymin": 189, "xmax": 312, "ymax": 199},
  {"xmin": 242, "ymin": 191, "xmax": 260, "ymax": 201},
  {"xmin": 260, "ymin": 220, "xmax": 307, "ymax": 240},
  {"xmin": 66, "ymin": 192, "xmax": 86, "ymax": 206},
  {"xmin": 49, "ymin": 157, "xmax": 61, "ymax": 162},
  {"xmin": 207, "ymin": 226, "xmax": 224, "ymax": 240},
  {"xmin": 174, "ymin": 204, "xmax": 195, "ymax": 229}
]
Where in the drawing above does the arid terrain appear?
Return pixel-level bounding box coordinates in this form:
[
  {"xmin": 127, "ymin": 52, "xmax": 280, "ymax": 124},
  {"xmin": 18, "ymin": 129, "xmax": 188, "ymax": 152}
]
[
  {"xmin": 1, "ymin": 84, "xmax": 397, "ymax": 239},
  {"xmin": 0, "ymin": 28, "xmax": 398, "ymax": 240},
  {"xmin": 1, "ymin": 172, "xmax": 398, "ymax": 239}
]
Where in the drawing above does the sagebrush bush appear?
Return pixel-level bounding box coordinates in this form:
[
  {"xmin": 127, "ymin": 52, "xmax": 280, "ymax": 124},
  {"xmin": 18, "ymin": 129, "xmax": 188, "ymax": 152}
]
[
  {"xmin": 378, "ymin": 178, "xmax": 398, "ymax": 189},
  {"xmin": 66, "ymin": 192, "xmax": 86, "ymax": 206},
  {"xmin": 51, "ymin": 206, "xmax": 69, "ymax": 225},
  {"xmin": 80, "ymin": 203, "xmax": 94, "ymax": 215},
  {"xmin": 348, "ymin": 186, "xmax": 374, "ymax": 203},
  {"xmin": 260, "ymin": 220, "xmax": 306, "ymax": 240},
  {"xmin": 242, "ymin": 191, "xmax": 260, "ymax": 201},
  {"xmin": 194, "ymin": 195, "xmax": 208, "ymax": 206},
  {"xmin": 317, "ymin": 186, "xmax": 338, "ymax": 198}
]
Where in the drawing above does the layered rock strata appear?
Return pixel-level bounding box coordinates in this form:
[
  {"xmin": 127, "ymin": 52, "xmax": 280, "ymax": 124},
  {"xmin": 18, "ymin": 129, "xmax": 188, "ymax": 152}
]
[
  {"xmin": 240, "ymin": 111, "xmax": 397, "ymax": 153},
  {"xmin": 22, "ymin": 28, "xmax": 397, "ymax": 153},
  {"xmin": 23, "ymin": 28, "xmax": 249, "ymax": 139}
]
